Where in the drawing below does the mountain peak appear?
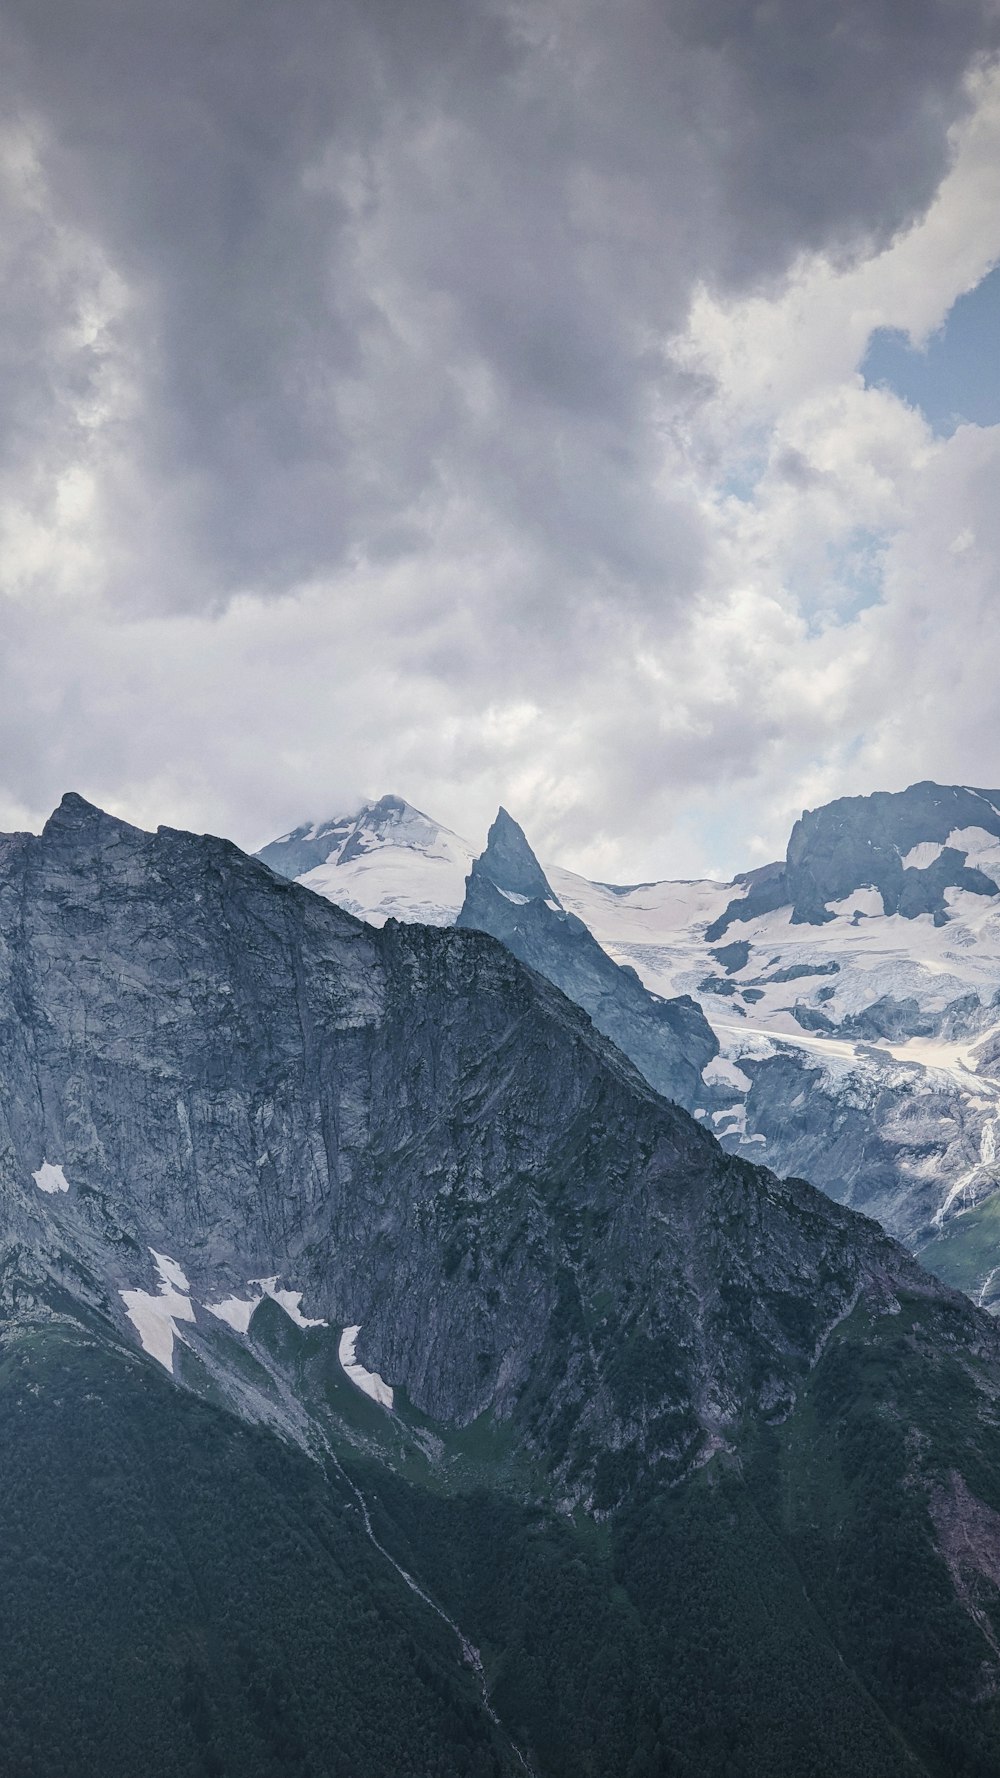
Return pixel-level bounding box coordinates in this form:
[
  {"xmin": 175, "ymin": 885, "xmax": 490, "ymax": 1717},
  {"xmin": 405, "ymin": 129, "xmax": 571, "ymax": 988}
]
[
  {"xmin": 474, "ymin": 807, "xmax": 556, "ymax": 903},
  {"xmin": 708, "ymin": 778, "xmax": 1000, "ymax": 937},
  {"xmin": 40, "ymin": 792, "xmax": 142, "ymax": 847},
  {"xmin": 255, "ymin": 796, "xmax": 473, "ymax": 927}
]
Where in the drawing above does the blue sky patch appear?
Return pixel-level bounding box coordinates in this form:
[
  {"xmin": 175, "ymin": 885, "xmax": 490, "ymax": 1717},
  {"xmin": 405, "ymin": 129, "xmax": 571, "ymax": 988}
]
[{"xmin": 862, "ymin": 263, "xmax": 1000, "ymax": 434}]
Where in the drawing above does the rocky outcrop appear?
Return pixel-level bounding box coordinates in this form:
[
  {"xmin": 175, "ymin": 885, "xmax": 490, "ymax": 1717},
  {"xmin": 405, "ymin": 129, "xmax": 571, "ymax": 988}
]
[
  {"xmin": 458, "ymin": 808, "xmax": 718, "ymax": 1115},
  {"xmin": 708, "ymin": 780, "xmax": 1000, "ymax": 936}
]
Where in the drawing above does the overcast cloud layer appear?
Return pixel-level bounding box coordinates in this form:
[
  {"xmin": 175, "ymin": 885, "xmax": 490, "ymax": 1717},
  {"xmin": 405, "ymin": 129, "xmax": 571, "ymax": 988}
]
[{"xmin": 1, "ymin": 0, "xmax": 999, "ymax": 879}]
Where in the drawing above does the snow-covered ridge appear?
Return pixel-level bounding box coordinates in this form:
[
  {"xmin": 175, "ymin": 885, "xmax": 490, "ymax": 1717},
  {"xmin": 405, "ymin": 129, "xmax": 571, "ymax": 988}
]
[{"xmin": 257, "ymin": 795, "xmax": 473, "ymax": 927}]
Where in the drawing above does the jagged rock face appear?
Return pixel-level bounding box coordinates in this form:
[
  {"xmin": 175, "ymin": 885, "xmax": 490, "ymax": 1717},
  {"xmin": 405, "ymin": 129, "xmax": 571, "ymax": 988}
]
[
  {"xmin": 457, "ymin": 808, "xmax": 719, "ymax": 1116},
  {"xmin": 257, "ymin": 785, "xmax": 1000, "ymax": 1294},
  {"xmin": 0, "ymin": 794, "xmax": 949, "ymax": 1494},
  {"xmin": 546, "ymin": 789, "xmax": 1000, "ymax": 1278},
  {"xmin": 708, "ymin": 780, "xmax": 1000, "ymax": 937}
]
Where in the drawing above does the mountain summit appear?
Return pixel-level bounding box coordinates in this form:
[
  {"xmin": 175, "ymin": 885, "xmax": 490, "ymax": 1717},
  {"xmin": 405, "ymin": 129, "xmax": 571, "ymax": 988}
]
[
  {"xmin": 471, "ymin": 806, "xmax": 561, "ymax": 904},
  {"xmin": 459, "ymin": 806, "xmax": 718, "ymax": 1112},
  {"xmin": 257, "ymin": 793, "xmax": 473, "ymax": 926},
  {"xmin": 708, "ymin": 780, "xmax": 1000, "ymax": 936}
]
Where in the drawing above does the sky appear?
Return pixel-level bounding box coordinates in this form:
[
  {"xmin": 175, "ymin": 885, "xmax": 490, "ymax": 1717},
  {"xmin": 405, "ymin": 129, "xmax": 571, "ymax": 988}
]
[{"xmin": 1, "ymin": 0, "xmax": 1000, "ymax": 883}]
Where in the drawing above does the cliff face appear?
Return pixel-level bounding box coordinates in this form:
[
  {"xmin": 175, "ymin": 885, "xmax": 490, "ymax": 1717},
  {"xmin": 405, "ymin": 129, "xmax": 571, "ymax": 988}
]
[
  {"xmin": 708, "ymin": 780, "xmax": 1000, "ymax": 936},
  {"xmin": 0, "ymin": 791, "xmax": 953, "ymax": 1496}
]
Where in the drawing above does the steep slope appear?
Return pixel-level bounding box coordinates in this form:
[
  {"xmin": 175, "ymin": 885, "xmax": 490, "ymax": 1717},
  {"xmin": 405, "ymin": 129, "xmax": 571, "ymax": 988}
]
[
  {"xmin": 456, "ymin": 808, "xmax": 718, "ymax": 1115},
  {"xmin": 549, "ymin": 785, "xmax": 1000, "ymax": 1282},
  {"xmin": 0, "ymin": 793, "xmax": 903, "ymax": 1483},
  {"xmin": 0, "ymin": 1324, "xmax": 519, "ymax": 1778},
  {"xmin": 257, "ymin": 784, "xmax": 1000, "ymax": 1292},
  {"xmin": 15, "ymin": 794, "xmax": 1000, "ymax": 1771},
  {"xmin": 256, "ymin": 793, "xmax": 473, "ymax": 926}
]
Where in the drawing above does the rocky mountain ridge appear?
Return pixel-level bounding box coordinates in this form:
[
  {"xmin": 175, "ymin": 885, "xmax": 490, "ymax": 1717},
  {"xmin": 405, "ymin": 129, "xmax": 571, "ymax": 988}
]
[
  {"xmin": 0, "ymin": 790, "xmax": 928, "ymax": 1495},
  {"xmin": 457, "ymin": 808, "xmax": 718, "ymax": 1115},
  {"xmin": 260, "ymin": 783, "xmax": 1000, "ymax": 1304}
]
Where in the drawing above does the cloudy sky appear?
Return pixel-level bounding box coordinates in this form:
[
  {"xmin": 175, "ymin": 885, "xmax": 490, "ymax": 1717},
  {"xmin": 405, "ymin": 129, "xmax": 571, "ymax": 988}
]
[{"xmin": 2, "ymin": 0, "xmax": 1000, "ymax": 881}]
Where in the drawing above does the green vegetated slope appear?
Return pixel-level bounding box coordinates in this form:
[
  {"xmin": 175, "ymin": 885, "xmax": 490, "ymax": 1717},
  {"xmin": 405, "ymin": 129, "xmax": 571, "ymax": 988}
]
[
  {"xmin": 0, "ymin": 1327, "xmax": 516, "ymax": 1778},
  {"xmin": 5, "ymin": 1292, "xmax": 1000, "ymax": 1778},
  {"xmin": 919, "ymin": 1199, "xmax": 1000, "ymax": 1310},
  {"xmin": 358, "ymin": 1292, "xmax": 1000, "ymax": 1778}
]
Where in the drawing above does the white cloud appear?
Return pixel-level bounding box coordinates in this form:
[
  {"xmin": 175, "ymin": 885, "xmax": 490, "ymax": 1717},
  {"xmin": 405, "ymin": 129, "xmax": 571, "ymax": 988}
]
[
  {"xmin": 673, "ymin": 61, "xmax": 1000, "ymax": 427},
  {"xmin": 0, "ymin": 13, "xmax": 999, "ymax": 885}
]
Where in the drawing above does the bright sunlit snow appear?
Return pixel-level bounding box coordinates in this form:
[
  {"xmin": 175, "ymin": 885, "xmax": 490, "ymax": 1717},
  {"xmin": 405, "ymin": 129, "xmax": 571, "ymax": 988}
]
[
  {"xmin": 339, "ymin": 1324, "xmax": 394, "ymax": 1408},
  {"xmin": 295, "ymin": 803, "xmax": 474, "ymax": 927},
  {"xmin": 150, "ymin": 1249, "xmax": 190, "ymax": 1292},
  {"xmin": 120, "ymin": 1268, "xmax": 196, "ymax": 1373},
  {"xmin": 32, "ymin": 1161, "xmax": 69, "ymax": 1194}
]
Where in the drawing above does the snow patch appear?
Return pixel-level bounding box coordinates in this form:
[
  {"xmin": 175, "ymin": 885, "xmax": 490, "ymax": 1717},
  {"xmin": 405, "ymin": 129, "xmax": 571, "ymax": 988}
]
[
  {"xmin": 712, "ymin": 1103, "xmax": 747, "ymax": 1136},
  {"xmin": 205, "ymin": 1294, "xmax": 260, "ymax": 1334},
  {"xmin": 121, "ymin": 1254, "xmax": 196, "ymax": 1374},
  {"xmin": 902, "ymin": 841, "xmax": 944, "ymax": 871},
  {"xmin": 32, "ymin": 1160, "xmax": 69, "ymax": 1194},
  {"xmin": 339, "ymin": 1325, "xmax": 394, "ymax": 1408},
  {"xmin": 204, "ymin": 1275, "xmax": 326, "ymax": 1333},
  {"xmin": 249, "ymin": 1276, "xmax": 328, "ymax": 1329},
  {"xmin": 830, "ymin": 887, "xmax": 885, "ymax": 919},
  {"xmin": 702, "ymin": 1056, "xmax": 751, "ymax": 1094},
  {"xmin": 497, "ymin": 887, "xmax": 531, "ymax": 905},
  {"xmin": 150, "ymin": 1250, "xmax": 189, "ymax": 1292},
  {"xmin": 946, "ymin": 826, "xmax": 1000, "ymax": 886}
]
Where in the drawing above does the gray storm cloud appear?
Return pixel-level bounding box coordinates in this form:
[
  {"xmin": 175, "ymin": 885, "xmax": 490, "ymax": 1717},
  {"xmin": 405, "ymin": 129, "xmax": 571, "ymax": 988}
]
[
  {"xmin": 3, "ymin": 0, "xmax": 994, "ymax": 597},
  {"xmin": 0, "ymin": 0, "xmax": 998, "ymax": 867}
]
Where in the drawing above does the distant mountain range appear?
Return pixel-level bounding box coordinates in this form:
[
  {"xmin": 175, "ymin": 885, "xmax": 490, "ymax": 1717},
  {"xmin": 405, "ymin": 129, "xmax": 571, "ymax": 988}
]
[{"xmin": 258, "ymin": 781, "xmax": 1000, "ymax": 1308}]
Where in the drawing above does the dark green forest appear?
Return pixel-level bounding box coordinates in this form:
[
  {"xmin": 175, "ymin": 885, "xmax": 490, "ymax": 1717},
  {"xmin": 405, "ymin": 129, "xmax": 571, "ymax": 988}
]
[{"xmin": 4, "ymin": 1294, "xmax": 1000, "ymax": 1778}]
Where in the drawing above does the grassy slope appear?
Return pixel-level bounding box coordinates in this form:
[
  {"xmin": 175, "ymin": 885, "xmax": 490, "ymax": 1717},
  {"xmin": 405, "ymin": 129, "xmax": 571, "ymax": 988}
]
[
  {"xmin": 355, "ymin": 1295, "xmax": 1000, "ymax": 1778},
  {"xmin": 918, "ymin": 1199, "xmax": 1000, "ymax": 1308}
]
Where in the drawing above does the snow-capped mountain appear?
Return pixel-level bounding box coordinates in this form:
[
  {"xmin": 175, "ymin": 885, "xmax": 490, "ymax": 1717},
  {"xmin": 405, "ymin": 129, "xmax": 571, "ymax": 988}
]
[
  {"xmin": 257, "ymin": 793, "xmax": 473, "ymax": 927},
  {"xmin": 550, "ymin": 783, "xmax": 1000, "ymax": 1297},
  {"xmin": 259, "ymin": 782, "xmax": 1000, "ymax": 1306}
]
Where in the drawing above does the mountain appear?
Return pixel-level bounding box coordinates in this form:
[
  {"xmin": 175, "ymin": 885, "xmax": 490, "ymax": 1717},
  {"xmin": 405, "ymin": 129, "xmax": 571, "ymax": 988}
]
[
  {"xmin": 456, "ymin": 808, "xmax": 718, "ymax": 1114},
  {"xmin": 261, "ymin": 784, "xmax": 1000, "ymax": 1307},
  {"xmin": 549, "ymin": 783, "xmax": 1000, "ymax": 1298},
  {"xmin": 257, "ymin": 793, "xmax": 473, "ymax": 926},
  {"xmin": 8, "ymin": 793, "xmax": 1000, "ymax": 1772},
  {"xmin": 706, "ymin": 781, "xmax": 1000, "ymax": 934}
]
